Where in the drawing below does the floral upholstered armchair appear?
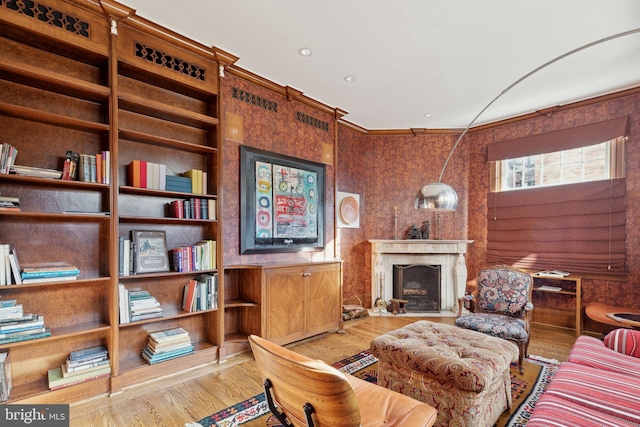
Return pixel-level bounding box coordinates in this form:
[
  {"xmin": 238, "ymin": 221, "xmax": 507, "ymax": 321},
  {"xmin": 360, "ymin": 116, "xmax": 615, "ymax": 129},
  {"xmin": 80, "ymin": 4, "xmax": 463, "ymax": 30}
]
[{"xmin": 455, "ymin": 265, "xmax": 534, "ymax": 373}]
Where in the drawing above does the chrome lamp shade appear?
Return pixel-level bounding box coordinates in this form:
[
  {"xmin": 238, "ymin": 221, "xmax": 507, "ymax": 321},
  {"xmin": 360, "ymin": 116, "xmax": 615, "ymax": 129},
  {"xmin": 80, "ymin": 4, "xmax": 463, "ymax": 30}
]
[{"xmin": 415, "ymin": 182, "xmax": 459, "ymax": 212}]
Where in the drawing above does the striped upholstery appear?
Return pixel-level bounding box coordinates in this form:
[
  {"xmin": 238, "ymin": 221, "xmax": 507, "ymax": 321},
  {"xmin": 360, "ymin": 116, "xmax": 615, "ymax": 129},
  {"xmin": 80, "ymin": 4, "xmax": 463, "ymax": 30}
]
[
  {"xmin": 529, "ymin": 393, "xmax": 640, "ymax": 427},
  {"xmin": 604, "ymin": 328, "xmax": 640, "ymax": 357},
  {"xmin": 567, "ymin": 335, "xmax": 640, "ymax": 378},
  {"xmin": 529, "ymin": 332, "xmax": 640, "ymax": 426}
]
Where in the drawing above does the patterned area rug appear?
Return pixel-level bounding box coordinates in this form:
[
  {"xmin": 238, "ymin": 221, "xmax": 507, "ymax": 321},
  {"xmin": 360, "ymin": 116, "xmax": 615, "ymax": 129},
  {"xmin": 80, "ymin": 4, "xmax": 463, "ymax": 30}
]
[{"xmin": 189, "ymin": 351, "xmax": 558, "ymax": 427}]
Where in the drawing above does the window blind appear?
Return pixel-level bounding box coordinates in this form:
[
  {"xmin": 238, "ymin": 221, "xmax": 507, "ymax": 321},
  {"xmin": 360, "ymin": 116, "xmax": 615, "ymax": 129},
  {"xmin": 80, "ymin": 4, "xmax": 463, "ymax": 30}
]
[
  {"xmin": 487, "ymin": 116, "xmax": 629, "ymax": 162},
  {"xmin": 486, "ymin": 178, "xmax": 626, "ymax": 275}
]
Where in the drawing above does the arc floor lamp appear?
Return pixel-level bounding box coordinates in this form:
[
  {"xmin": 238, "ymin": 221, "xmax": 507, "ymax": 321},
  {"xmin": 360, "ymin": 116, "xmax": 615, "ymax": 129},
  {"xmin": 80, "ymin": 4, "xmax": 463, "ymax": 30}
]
[{"xmin": 415, "ymin": 27, "xmax": 640, "ymax": 213}]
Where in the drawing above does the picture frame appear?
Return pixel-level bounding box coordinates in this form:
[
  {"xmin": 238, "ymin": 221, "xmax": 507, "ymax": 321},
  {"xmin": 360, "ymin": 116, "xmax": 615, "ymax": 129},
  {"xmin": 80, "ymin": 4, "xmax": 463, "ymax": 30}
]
[
  {"xmin": 240, "ymin": 146, "xmax": 325, "ymax": 254},
  {"xmin": 132, "ymin": 230, "xmax": 170, "ymax": 274}
]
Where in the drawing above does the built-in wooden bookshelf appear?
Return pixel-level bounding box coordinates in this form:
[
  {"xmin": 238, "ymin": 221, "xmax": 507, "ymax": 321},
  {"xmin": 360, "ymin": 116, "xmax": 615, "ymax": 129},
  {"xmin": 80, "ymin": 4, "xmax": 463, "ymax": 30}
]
[{"xmin": 0, "ymin": 0, "xmax": 223, "ymax": 403}]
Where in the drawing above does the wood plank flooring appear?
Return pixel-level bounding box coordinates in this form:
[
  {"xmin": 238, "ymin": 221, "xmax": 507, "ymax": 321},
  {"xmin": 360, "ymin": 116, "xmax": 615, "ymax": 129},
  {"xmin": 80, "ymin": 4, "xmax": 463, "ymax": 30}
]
[{"xmin": 70, "ymin": 316, "xmax": 578, "ymax": 427}]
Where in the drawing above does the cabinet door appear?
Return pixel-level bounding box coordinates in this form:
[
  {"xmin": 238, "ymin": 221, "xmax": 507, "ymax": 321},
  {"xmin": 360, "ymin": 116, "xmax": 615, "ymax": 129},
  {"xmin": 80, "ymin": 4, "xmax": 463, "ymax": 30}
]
[
  {"xmin": 264, "ymin": 267, "xmax": 305, "ymax": 344},
  {"xmin": 307, "ymin": 263, "xmax": 342, "ymax": 337}
]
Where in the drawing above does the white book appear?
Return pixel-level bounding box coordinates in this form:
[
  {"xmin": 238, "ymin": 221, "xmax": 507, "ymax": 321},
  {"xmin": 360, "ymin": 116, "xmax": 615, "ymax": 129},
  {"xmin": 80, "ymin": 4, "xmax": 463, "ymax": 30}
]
[
  {"xmin": 8, "ymin": 249, "xmax": 21, "ymax": 285},
  {"xmin": 0, "ymin": 245, "xmax": 5, "ymax": 286},
  {"xmin": 158, "ymin": 163, "xmax": 166, "ymax": 191},
  {"xmin": 3, "ymin": 245, "xmax": 10, "ymax": 286},
  {"xmin": 122, "ymin": 239, "xmax": 130, "ymax": 276}
]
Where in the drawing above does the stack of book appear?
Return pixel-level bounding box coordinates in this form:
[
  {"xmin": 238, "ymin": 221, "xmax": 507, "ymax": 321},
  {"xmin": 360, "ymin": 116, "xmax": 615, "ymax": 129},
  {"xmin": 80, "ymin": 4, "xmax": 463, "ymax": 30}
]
[
  {"xmin": 0, "ymin": 143, "xmax": 18, "ymax": 174},
  {"xmin": 142, "ymin": 328, "xmax": 194, "ymax": 364},
  {"xmin": 10, "ymin": 165, "xmax": 62, "ymax": 179},
  {"xmin": 0, "ymin": 299, "xmax": 50, "ymax": 344},
  {"xmin": 165, "ymin": 175, "xmax": 192, "ymax": 193},
  {"xmin": 118, "ymin": 284, "xmax": 164, "ymax": 324},
  {"xmin": 182, "ymin": 274, "xmax": 218, "ymax": 313},
  {"xmin": 48, "ymin": 345, "xmax": 110, "ymax": 390},
  {"xmin": 0, "ymin": 196, "xmax": 20, "ymax": 212},
  {"xmin": 0, "ymin": 350, "xmax": 11, "ymax": 402},
  {"xmin": 20, "ymin": 265, "xmax": 80, "ymax": 284},
  {"xmin": 171, "ymin": 240, "xmax": 216, "ymax": 272},
  {"xmin": 168, "ymin": 198, "xmax": 216, "ymax": 220}
]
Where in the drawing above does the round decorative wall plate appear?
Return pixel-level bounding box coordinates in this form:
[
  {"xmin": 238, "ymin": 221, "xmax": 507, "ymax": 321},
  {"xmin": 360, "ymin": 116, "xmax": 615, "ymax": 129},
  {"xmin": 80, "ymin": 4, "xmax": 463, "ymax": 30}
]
[{"xmin": 340, "ymin": 196, "xmax": 359, "ymax": 224}]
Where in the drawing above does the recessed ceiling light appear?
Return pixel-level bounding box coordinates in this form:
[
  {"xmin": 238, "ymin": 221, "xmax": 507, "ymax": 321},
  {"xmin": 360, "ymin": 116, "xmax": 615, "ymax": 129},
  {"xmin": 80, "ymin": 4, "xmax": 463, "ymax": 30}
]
[
  {"xmin": 344, "ymin": 75, "xmax": 356, "ymax": 82},
  {"xmin": 424, "ymin": 113, "xmax": 432, "ymax": 118},
  {"xmin": 298, "ymin": 48, "xmax": 312, "ymax": 57}
]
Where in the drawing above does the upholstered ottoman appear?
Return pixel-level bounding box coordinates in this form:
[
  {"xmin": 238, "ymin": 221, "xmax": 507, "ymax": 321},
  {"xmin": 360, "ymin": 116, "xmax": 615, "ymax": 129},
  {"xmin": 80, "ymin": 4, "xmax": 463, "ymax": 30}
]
[{"xmin": 370, "ymin": 321, "xmax": 519, "ymax": 427}]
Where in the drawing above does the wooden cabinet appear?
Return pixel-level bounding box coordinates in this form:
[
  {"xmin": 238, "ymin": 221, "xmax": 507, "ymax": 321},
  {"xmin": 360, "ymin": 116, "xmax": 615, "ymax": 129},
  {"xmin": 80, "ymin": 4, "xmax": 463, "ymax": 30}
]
[
  {"xmin": 531, "ymin": 273, "xmax": 582, "ymax": 337},
  {"xmin": 0, "ymin": 0, "xmax": 222, "ymax": 403},
  {"xmin": 224, "ymin": 261, "xmax": 342, "ymax": 355}
]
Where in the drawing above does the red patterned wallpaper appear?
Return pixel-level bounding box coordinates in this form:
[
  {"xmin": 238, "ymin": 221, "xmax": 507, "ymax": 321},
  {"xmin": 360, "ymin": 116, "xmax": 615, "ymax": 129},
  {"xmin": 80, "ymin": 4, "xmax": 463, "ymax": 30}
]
[
  {"xmin": 220, "ymin": 74, "xmax": 336, "ymax": 266},
  {"xmin": 222, "ymin": 70, "xmax": 639, "ymax": 333}
]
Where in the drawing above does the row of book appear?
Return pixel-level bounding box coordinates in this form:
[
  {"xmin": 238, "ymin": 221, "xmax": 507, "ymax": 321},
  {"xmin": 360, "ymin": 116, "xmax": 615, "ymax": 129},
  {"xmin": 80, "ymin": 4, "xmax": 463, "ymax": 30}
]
[
  {"xmin": 171, "ymin": 240, "xmax": 217, "ymax": 272},
  {"xmin": 0, "ymin": 196, "xmax": 20, "ymax": 212},
  {"xmin": 0, "ymin": 244, "xmax": 20, "ymax": 286},
  {"xmin": 62, "ymin": 150, "xmax": 112, "ymax": 184},
  {"xmin": 118, "ymin": 284, "xmax": 164, "ymax": 324},
  {"xmin": 0, "ymin": 143, "xmax": 18, "ymax": 175},
  {"xmin": 48, "ymin": 345, "xmax": 110, "ymax": 390},
  {"xmin": 182, "ymin": 274, "xmax": 218, "ymax": 313},
  {"xmin": 142, "ymin": 328, "xmax": 194, "ymax": 365},
  {"xmin": 128, "ymin": 161, "xmax": 208, "ymax": 195},
  {"xmin": 168, "ymin": 198, "xmax": 217, "ymax": 220},
  {"xmin": 0, "ymin": 298, "xmax": 50, "ymax": 345}
]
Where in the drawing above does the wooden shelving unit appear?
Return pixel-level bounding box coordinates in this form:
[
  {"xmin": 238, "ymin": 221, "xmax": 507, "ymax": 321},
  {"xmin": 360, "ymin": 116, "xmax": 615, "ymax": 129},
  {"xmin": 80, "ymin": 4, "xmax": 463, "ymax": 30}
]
[
  {"xmin": 531, "ymin": 273, "xmax": 582, "ymax": 337},
  {"xmin": 0, "ymin": 0, "xmax": 223, "ymax": 403}
]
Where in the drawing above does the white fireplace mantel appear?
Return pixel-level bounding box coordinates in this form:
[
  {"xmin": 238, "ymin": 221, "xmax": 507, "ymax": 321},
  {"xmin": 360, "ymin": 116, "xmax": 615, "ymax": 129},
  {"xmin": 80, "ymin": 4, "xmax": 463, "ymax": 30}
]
[{"xmin": 369, "ymin": 239, "xmax": 474, "ymax": 314}]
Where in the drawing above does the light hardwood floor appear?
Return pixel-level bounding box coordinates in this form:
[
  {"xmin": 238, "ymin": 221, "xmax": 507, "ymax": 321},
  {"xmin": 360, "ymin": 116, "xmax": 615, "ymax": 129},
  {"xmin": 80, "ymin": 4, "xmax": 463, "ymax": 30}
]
[{"xmin": 70, "ymin": 316, "xmax": 578, "ymax": 427}]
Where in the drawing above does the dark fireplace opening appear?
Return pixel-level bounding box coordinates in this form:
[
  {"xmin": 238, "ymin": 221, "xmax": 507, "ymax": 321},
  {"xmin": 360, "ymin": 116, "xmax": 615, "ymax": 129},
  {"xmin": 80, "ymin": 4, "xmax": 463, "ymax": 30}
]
[{"xmin": 393, "ymin": 264, "xmax": 441, "ymax": 312}]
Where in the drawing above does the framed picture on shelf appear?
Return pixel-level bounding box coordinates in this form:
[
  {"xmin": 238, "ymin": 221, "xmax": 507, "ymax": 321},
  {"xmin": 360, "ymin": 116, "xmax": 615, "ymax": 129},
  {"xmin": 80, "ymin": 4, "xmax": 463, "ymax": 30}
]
[
  {"xmin": 132, "ymin": 230, "xmax": 170, "ymax": 274},
  {"xmin": 240, "ymin": 146, "xmax": 326, "ymax": 254}
]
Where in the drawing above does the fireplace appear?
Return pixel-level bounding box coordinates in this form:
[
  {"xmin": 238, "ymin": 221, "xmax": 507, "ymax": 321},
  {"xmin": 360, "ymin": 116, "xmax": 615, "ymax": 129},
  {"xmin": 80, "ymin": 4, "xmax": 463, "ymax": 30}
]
[
  {"xmin": 369, "ymin": 239, "xmax": 473, "ymax": 315},
  {"xmin": 393, "ymin": 264, "xmax": 441, "ymax": 312}
]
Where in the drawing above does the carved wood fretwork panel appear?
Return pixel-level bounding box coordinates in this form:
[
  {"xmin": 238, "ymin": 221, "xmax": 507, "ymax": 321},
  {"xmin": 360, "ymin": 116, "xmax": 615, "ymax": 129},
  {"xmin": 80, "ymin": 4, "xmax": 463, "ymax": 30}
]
[
  {"xmin": 2, "ymin": 0, "xmax": 90, "ymax": 38},
  {"xmin": 134, "ymin": 42, "xmax": 206, "ymax": 82}
]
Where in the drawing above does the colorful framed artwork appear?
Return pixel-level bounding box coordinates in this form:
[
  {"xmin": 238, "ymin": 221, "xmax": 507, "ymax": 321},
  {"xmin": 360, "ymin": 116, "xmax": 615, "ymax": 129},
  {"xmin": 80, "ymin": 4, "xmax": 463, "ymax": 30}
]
[{"xmin": 240, "ymin": 146, "xmax": 325, "ymax": 254}]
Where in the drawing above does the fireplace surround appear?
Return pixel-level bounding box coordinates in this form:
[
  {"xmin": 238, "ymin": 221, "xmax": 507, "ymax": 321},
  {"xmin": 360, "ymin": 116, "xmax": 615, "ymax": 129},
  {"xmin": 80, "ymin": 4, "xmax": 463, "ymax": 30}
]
[{"xmin": 369, "ymin": 240, "xmax": 473, "ymax": 315}]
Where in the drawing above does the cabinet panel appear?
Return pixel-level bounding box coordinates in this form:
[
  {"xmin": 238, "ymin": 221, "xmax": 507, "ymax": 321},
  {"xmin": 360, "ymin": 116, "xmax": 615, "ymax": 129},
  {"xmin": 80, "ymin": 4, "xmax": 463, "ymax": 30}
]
[
  {"xmin": 265, "ymin": 267, "xmax": 306, "ymax": 344},
  {"xmin": 307, "ymin": 264, "xmax": 342, "ymax": 336}
]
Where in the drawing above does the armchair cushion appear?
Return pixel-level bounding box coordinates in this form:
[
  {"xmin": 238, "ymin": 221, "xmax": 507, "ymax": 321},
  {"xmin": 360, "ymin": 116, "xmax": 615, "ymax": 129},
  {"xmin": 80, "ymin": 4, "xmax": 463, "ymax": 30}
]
[
  {"xmin": 604, "ymin": 328, "xmax": 640, "ymax": 358},
  {"xmin": 475, "ymin": 267, "xmax": 532, "ymax": 317},
  {"xmin": 455, "ymin": 314, "xmax": 528, "ymax": 342}
]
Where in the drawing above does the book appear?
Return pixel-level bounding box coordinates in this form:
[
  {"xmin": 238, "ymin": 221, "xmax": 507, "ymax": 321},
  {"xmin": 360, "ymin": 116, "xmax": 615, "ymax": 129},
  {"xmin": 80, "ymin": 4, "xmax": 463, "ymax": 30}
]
[
  {"xmin": 62, "ymin": 359, "xmax": 110, "ymax": 378},
  {"xmin": 0, "ymin": 327, "xmax": 50, "ymax": 344},
  {"xmin": 536, "ymin": 270, "xmax": 570, "ymax": 278},
  {"xmin": 48, "ymin": 364, "xmax": 110, "ymax": 390},
  {"xmin": 0, "ymin": 350, "xmax": 11, "ymax": 402},
  {"xmin": 21, "ymin": 267, "xmax": 80, "ymax": 279},
  {"xmin": 537, "ymin": 285, "xmax": 563, "ymax": 291},
  {"xmin": 8, "ymin": 249, "xmax": 21, "ymax": 285},
  {"xmin": 11, "ymin": 165, "xmax": 62, "ymax": 179},
  {"xmin": 69, "ymin": 345, "xmax": 108, "ymax": 362},
  {"xmin": 21, "ymin": 275, "xmax": 78, "ymax": 284},
  {"xmin": 182, "ymin": 279, "xmax": 198, "ymax": 312},
  {"xmin": 149, "ymin": 328, "xmax": 189, "ymax": 344}
]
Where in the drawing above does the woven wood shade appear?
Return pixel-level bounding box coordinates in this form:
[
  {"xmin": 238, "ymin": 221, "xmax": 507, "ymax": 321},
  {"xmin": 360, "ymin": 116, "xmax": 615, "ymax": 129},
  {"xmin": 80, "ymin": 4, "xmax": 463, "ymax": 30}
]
[{"xmin": 486, "ymin": 178, "xmax": 626, "ymax": 275}]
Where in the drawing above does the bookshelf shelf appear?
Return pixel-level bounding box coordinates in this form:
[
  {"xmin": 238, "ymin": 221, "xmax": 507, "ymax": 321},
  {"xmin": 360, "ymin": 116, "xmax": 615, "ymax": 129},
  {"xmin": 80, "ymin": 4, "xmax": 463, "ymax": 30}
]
[
  {"xmin": 118, "ymin": 129, "xmax": 218, "ymax": 154},
  {"xmin": 118, "ymin": 93, "xmax": 219, "ymax": 129},
  {"xmin": 0, "ymin": 57, "xmax": 110, "ymax": 102},
  {"xmin": 118, "ymin": 307, "xmax": 218, "ymax": 328},
  {"xmin": 119, "ymin": 216, "xmax": 216, "ymax": 225},
  {"xmin": 119, "ymin": 186, "xmax": 218, "ymax": 199},
  {"xmin": 0, "ymin": 174, "xmax": 111, "ymax": 190},
  {"xmin": 0, "ymin": 102, "xmax": 109, "ymax": 134}
]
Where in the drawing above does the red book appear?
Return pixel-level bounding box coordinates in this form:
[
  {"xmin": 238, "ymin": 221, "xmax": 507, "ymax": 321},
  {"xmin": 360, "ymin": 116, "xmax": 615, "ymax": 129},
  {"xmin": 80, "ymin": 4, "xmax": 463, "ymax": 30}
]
[
  {"xmin": 169, "ymin": 200, "xmax": 184, "ymax": 218},
  {"xmin": 182, "ymin": 279, "xmax": 197, "ymax": 312},
  {"xmin": 193, "ymin": 198, "xmax": 201, "ymax": 219},
  {"xmin": 140, "ymin": 161, "xmax": 147, "ymax": 188}
]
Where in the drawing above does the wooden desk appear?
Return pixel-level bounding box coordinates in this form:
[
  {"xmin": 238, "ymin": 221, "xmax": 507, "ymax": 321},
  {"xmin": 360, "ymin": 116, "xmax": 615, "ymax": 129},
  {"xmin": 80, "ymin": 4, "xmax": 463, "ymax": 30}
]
[{"xmin": 531, "ymin": 273, "xmax": 582, "ymax": 337}]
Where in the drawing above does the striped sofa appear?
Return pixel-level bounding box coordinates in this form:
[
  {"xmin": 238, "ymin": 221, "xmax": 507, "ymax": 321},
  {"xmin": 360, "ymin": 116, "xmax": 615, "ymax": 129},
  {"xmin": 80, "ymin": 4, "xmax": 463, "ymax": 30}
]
[{"xmin": 528, "ymin": 329, "xmax": 640, "ymax": 426}]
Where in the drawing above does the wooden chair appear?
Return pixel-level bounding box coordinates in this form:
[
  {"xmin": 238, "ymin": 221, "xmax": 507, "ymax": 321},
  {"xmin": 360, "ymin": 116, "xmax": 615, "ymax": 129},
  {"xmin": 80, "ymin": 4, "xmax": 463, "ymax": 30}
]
[
  {"xmin": 248, "ymin": 334, "xmax": 437, "ymax": 427},
  {"xmin": 455, "ymin": 265, "xmax": 534, "ymax": 373}
]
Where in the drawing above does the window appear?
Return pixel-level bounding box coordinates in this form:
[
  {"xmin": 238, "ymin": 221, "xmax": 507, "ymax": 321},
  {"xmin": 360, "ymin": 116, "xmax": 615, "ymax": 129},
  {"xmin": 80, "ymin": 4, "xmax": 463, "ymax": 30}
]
[{"xmin": 497, "ymin": 140, "xmax": 625, "ymax": 191}]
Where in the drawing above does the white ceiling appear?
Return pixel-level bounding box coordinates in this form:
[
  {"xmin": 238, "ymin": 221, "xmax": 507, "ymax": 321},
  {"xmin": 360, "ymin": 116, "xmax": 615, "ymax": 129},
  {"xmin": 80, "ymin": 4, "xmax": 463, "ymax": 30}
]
[{"xmin": 118, "ymin": 1, "xmax": 640, "ymax": 130}]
